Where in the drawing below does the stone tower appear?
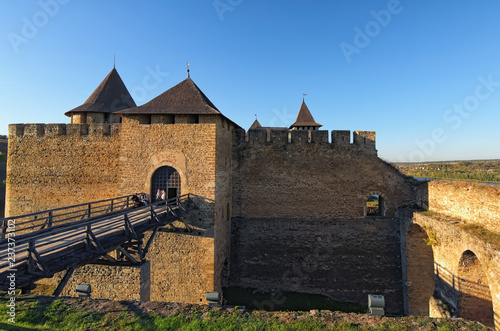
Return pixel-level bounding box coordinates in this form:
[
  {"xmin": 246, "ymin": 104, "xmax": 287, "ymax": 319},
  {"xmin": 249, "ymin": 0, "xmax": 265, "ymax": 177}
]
[{"xmin": 289, "ymin": 100, "xmax": 322, "ymax": 131}]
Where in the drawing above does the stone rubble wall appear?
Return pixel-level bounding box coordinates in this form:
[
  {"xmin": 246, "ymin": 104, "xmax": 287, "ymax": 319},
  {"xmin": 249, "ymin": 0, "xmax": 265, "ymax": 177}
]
[
  {"xmin": 233, "ymin": 128, "xmax": 416, "ymax": 219},
  {"xmin": 6, "ymin": 123, "xmax": 122, "ymax": 217},
  {"xmin": 145, "ymin": 231, "xmax": 215, "ymax": 304},
  {"xmin": 228, "ymin": 217, "xmax": 405, "ymax": 314},
  {"xmin": 418, "ymin": 180, "xmax": 500, "ymax": 234},
  {"xmin": 37, "ymin": 262, "xmax": 150, "ymax": 301}
]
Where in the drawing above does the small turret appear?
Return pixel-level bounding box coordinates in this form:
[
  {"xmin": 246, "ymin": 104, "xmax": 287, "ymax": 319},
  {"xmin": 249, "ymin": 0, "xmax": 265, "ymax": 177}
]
[
  {"xmin": 249, "ymin": 119, "xmax": 262, "ymax": 130},
  {"xmin": 289, "ymin": 100, "xmax": 322, "ymax": 131},
  {"xmin": 65, "ymin": 67, "xmax": 136, "ymax": 124}
]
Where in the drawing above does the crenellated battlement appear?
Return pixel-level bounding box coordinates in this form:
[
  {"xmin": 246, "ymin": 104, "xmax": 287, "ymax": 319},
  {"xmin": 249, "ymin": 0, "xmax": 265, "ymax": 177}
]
[
  {"xmin": 237, "ymin": 129, "xmax": 377, "ymax": 154},
  {"xmin": 8, "ymin": 123, "xmax": 122, "ymax": 138}
]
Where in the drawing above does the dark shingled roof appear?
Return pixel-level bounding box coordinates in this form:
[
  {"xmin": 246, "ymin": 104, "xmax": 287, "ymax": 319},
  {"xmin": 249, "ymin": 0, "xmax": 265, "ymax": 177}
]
[
  {"xmin": 65, "ymin": 68, "xmax": 136, "ymax": 117},
  {"xmin": 115, "ymin": 78, "xmax": 220, "ymax": 115},
  {"xmin": 289, "ymin": 100, "xmax": 322, "ymax": 128}
]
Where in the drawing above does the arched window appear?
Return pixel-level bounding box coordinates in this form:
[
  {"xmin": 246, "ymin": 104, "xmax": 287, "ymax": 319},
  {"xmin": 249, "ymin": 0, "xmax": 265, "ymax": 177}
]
[
  {"xmin": 151, "ymin": 166, "xmax": 181, "ymax": 202},
  {"xmin": 365, "ymin": 194, "xmax": 385, "ymax": 217}
]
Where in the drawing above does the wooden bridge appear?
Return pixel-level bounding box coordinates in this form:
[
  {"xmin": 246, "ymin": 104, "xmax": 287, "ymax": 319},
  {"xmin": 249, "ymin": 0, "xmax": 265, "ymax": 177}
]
[{"xmin": 0, "ymin": 194, "xmax": 196, "ymax": 296}]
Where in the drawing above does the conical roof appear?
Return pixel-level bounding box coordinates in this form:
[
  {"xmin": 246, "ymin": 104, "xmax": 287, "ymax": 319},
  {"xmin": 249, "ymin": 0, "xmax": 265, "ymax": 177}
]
[
  {"xmin": 65, "ymin": 68, "xmax": 136, "ymax": 116},
  {"xmin": 116, "ymin": 77, "xmax": 220, "ymax": 115},
  {"xmin": 249, "ymin": 119, "xmax": 262, "ymax": 130},
  {"xmin": 289, "ymin": 100, "xmax": 322, "ymax": 128}
]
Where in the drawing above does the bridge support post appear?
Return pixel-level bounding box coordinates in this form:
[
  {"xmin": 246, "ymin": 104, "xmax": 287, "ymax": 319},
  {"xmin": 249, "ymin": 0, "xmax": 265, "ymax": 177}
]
[
  {"xmin": 48, "ymin": 211, "xmax": 53, "ymax": 228},
  {"xmin": 52, "ymin": 267, "xmax": 75, "ymax": 297}
]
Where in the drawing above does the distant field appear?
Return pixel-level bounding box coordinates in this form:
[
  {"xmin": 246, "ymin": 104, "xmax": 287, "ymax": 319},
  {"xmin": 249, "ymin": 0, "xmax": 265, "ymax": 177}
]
[{"xmin": 393, "ymin": 160, "xmax": 500, "ymax": 184}]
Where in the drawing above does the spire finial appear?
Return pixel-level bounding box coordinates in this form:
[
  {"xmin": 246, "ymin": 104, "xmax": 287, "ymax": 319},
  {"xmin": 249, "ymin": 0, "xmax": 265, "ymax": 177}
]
[
  {"xmin": 114, "ymin": 55, "xmax": 116, "ymax": 69},
  {"xmin": 187, "ymin": 62, "xmax": 190, "ymax": 78},
  {"xmin": 255, "ymin": 114, "xmax": 257, "ymax": 120},
  {"xmin": 303, "ymin": 93, "xmax": 307, "ymax": 100}
]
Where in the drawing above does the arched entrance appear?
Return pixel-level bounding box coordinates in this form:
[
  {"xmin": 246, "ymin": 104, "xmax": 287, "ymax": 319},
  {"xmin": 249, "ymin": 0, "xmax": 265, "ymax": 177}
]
[
  {"xmin": 458, "ymin": 250, "xmax": 494, "ymax": 328},
  {"xmin": 151, "ymin": 166, "xmax": 181, "ymax": 202},
  {"xmin": 406, "ymin": 224, "xmax": 435, "ymax": 316}
]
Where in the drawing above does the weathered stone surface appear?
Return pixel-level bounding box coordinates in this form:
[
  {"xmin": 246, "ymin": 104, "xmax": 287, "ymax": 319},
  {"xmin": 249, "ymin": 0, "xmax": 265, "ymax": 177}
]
[
  {"xmin": 145, "ymin": 231, "xmax": 215, "ymax": 304},
  {"xmin": 6, "ymin": 117, "xmax": 500, "ymax": 329},
  {"xmin": 418, "ymin": 180, "xmax": 500, "ymax": 234},
  {"xmin": 229, "ymin": 217, "xmax": 405, "ymax": 314},
  {"xmin": 408, "ymin": 211, "xmax": 500, "ymax": 329},
  {"xmin": 232, "ymin": 139, "xmax": 415, "ymax": 219},
  {"xmin": 38, "ymin": 262, "xmax": 149, "ymax": 301}
]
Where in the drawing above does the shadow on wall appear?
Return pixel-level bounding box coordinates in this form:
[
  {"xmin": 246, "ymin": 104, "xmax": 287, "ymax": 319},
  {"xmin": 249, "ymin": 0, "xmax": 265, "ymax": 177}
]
[
  {"xmin": 432, "ymin": 261, "xmax": 495, "ymax": 329},
  {"xmin": 223, "ymin": 286, "xmax": 366, "ymax": 313},
  {"xmin": 408, "ymin": 180, "xmax": 496, "ymax": 329}
]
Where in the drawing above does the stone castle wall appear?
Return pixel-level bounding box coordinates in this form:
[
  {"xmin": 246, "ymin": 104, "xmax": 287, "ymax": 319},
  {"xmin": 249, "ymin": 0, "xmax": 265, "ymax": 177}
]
[
  {"xmin": 214, "ymin": 118, "xmax": 236, "ymax": 291},
  {"xmin": 38, "ymin": 262, "xmax": 150, "ymax": 301},
  {"xmin": 408, "ymin": 180, "xmax": 500, "ymax": 328},
  {"xmin": 0, "ymin": 139, "xmax": 7, "ymax": 218},
  {"xmin": 17, "ymin": 121, "xmax": 500, "ymax": 320},
  {"xmin": 228, "ymin": 217, "xmax": 405, "ymax": 314},
  {"xmin": 7, "ymin": 119, "xmax": 226, "ymax": 303},
  {"xmin": 410, "ymin": 213, "xmax": 499, "ymax": 329},
  {"xmin": 145, "ymin": 231, "xmax": 214, "ymax": 304},
  {"xmin": 232, "ymin": 129, "xmax": 416, "ymax": 219},
  {"xmin": 417, "ymin": 180, "xmax": 500, "ymax": 234},
  {"xmin": 6, "ymin": 123, "xmax": 122, "ymax": 217},
  {"xmin": 117, "ymin": 116, "xmax": 223, "ymax": 202}
]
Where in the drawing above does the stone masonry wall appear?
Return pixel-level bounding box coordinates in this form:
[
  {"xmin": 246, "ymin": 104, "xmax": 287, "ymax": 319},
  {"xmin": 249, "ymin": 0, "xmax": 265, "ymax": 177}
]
[
  {"xmin": 412, "ymin": 212, "xmax": 500, "ymax": 329},
  {"xmin": 7, "ymin": 119, "xmax": 222, "ymax": 305},
  {"xmin": 214, "ymin": 117, "xmax": 236, "ymax": 291},
  {"xmin": 418, "ymin": 180, "xmax": 500, "ymax": 234},
  {"xmin": 6, "ymin": 123, "xmax": 122, "ymax": 217},
  {"xmin": 38, "ymin": 262, "xmax": 150, "ymax": 301},
  {"xmin": 117, "ymin": 117, "xmax": 220, "ymax": 302},
  {"xmin": 233, "ymin": 129, "xmax": 416, "ymax": 219},
  {"xmin": 0, "ymin": 139, "xmax": 7, "ymax": 218},
  {"xmin": 229, "ymin": 217, "xmax": 405, "ymax": 314},
  {"xmin": 405, "ymin": 223, "xmax": 435, "ymax": 316},
  {"xmin": 145, "ymin": 231, "xmax": 214, "ymax": 304},
  {"xmin": 118, "ymin": 117, "xmax": 217, "ymax": 204}
]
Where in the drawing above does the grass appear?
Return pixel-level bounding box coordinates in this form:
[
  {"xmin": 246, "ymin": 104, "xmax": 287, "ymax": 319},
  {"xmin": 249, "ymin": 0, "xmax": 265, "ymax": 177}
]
[
  {"xmin": 419, "ymin": 210, "xmax": 500, "ymax": 250},
  {"xmin": 460, "ymin": 223, "xmax": 500, "ymax": 249},
  {"xmin": 0, "ymin": 296, "xmax": 356, "ymax": 330},
  {"xmin": 0, "ymin": 296, "xmax": 489, "ymax": 331},
  {"xmin": 422, "ymin": 225, "xmax": 440, "ymax": 246}
]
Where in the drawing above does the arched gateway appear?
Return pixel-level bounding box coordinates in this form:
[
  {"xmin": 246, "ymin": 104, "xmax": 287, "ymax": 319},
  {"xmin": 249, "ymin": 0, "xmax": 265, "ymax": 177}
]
[
  {"xmin": 151, "ymin": 166, "xmax": 181, "ymax": 201},
  {"xmin": 458, "ymin": 250, "xmax": 494, "ymax": 328}
]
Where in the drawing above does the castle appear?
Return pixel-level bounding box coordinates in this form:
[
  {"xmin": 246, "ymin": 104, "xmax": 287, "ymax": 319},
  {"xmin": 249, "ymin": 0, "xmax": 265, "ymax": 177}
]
[{"xmin": 5, "ymin": 67, "xmax": 500, "ymax": 328}]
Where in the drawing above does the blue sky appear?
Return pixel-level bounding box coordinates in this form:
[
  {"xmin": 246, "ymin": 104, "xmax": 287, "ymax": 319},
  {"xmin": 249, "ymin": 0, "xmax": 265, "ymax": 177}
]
[{"xmin": 1, "ymin": 0, "xmax": 499, "ymax": 162}]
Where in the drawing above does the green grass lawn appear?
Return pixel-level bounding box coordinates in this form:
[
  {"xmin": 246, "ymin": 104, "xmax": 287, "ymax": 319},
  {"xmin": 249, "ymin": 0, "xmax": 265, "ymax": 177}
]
[
  {"xmin": 0, "ymin": 296, "xmax": 488, "ymax": 331},
  {"xmin": 0, "ymin": 296, "xmax": 355, "ymax": 331}
]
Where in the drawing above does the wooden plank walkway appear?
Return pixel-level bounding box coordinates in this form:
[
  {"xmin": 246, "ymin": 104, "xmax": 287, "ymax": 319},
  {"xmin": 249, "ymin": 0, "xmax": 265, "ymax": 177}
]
[{"xmin": 0, "ymin": 194, "xmax": 195, "ymax": 291}]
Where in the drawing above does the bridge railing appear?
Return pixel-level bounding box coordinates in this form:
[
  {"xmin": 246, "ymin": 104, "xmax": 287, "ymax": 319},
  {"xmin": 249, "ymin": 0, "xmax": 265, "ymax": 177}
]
[
  {"xmin": 0, "ymin": 194, "xmax": 196, "ymax": 287},
  {"xmin": 0, "ymin": 195, "xmax": 135, "ymax": 239}
]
